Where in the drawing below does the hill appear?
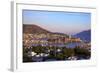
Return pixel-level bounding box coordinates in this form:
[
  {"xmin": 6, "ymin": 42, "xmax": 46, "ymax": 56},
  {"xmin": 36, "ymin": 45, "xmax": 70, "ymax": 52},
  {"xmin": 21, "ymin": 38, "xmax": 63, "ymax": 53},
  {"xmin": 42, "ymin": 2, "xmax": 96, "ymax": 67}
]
[
  {"xmin": 23, "ymin": 24, "xmax": 51, "ymax": 34},
  {"xmin": 73, "ymin": 30, "xmax": 91, "ymax": 42}
]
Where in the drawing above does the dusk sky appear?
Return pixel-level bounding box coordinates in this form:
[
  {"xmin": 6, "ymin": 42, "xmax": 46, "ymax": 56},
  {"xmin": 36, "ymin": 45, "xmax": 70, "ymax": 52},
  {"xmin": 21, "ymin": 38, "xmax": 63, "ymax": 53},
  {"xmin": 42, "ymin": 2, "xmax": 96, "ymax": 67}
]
[{"xmin": 23, "ymin": 10, "xmax": 91, "ymax": 35}]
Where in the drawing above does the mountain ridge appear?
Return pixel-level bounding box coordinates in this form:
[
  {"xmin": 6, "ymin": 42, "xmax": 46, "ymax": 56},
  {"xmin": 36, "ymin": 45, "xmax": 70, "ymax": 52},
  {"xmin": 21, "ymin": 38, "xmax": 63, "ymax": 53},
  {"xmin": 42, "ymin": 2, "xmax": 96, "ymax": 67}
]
[
  {"xmin": 23, "ymin": 24, "xmax": 51, "ymax": 34},
  {"xmin": 73, "ymin": 30, "xmax": 91, "ymax": 42},
  {"xmin": 23, "ymin": 24, "xmax": 68, "ymax": 36}
]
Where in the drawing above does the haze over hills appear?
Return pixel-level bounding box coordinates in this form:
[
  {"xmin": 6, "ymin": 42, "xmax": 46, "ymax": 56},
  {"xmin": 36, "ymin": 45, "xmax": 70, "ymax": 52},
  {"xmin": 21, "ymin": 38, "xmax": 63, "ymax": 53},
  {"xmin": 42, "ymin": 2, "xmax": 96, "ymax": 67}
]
[
  {"xmin": 73, "ymin": 30, "xmax": 91, "ymax": 42},
  {"xmin": 23, "ymin": 24, "xmax": 91, "ymax": 43},
  {"xmin": 23, "ymin": 24, "xmax": 68, "ymax": 36},
  {"xmin": 23, "ymin": 24, "xmax": 51, "ymax": 34}
]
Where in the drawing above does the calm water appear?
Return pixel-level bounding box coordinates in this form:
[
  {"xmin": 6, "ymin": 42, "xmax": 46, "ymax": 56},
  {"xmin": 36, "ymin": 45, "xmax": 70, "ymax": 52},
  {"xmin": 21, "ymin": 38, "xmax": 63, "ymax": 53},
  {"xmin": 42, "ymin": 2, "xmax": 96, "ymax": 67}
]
[
  {"xmin": 32, "ymin": 42, "xmax": 82, "ymax": 49},
  {"xmin": 66, "ymin": 42, "xmax": 81, "ymax": 48},
  {"xmin": 49, "ymin": 42, "xmax": 82, "ymax": 48}
]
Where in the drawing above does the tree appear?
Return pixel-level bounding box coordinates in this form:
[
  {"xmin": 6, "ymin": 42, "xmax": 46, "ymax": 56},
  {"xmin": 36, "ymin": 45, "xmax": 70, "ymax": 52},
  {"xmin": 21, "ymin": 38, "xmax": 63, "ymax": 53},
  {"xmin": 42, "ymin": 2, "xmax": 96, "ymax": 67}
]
[
  {"xmin": 74, "ymin": 47, "xmax": 90, "ymax": 58},
  {"xmin": 56, "ymin": 53, "xmax": 64, "ymax": 60},
  {"xmin": 63, "ymin": 48, "xmax": 75, "ymax": 57}
]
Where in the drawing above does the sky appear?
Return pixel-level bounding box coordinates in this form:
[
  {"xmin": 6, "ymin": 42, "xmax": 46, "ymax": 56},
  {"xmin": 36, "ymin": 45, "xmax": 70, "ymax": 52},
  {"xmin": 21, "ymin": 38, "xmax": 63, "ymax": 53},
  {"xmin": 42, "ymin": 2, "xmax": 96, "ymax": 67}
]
[{"xmin": 23, "ymin": 10, "xmax": 91, "ymax": 35}]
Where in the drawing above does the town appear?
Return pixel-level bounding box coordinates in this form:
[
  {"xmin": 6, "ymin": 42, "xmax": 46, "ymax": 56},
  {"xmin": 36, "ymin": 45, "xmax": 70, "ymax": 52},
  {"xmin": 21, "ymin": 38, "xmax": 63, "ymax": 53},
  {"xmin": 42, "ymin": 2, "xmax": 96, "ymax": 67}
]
[{"xmin": 23, "ymin": 33, "xmax": 91, "ymax": 62}]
